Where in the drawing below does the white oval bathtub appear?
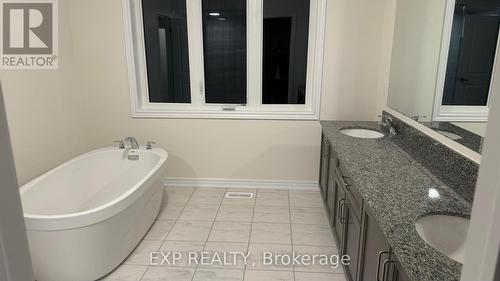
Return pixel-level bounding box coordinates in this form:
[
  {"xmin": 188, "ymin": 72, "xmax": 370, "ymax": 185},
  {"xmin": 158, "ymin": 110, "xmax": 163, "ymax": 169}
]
[{"xmin": 19, "ymin": 147, "xmax": 168, "ymax": 281}]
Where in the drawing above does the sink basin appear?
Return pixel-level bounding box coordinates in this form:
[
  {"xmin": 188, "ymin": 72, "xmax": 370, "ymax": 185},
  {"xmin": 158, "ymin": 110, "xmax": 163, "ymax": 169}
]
[
  {"xmin": 415, "ymin": 215, "xmax": 470, "ymax": 263},
  {"xmin": 340, "ymin": 128, "xmax": 385, "ymax": 139}
]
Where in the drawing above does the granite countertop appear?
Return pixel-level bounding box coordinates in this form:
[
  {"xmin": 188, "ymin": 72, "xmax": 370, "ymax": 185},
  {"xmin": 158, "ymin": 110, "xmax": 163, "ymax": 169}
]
[{"xmin": 320, "ymin": 121, "xmax": 472, "ymax": 281}]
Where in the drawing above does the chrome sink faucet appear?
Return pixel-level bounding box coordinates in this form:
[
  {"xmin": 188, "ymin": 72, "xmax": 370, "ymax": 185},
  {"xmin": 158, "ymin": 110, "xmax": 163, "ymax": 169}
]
[
  {"xmin": 124, "ymin": 137, "xmax": 139, "ymax": 149},
  {"xmin": 379, "ymin": 115, "xmax": 398, "ymax": 136}
]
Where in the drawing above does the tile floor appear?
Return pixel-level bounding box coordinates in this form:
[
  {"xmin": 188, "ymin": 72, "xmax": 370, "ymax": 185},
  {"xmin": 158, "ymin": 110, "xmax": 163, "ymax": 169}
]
[{"xmin": 100, "ymin": 188, "xmax": 347, "ymax": 281}]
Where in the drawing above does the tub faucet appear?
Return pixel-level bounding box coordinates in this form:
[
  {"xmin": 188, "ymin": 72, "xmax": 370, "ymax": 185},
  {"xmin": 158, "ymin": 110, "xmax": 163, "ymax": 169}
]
[{"xmin": 124, "ymin": 137, "xmax": 139, "ymax": 149}]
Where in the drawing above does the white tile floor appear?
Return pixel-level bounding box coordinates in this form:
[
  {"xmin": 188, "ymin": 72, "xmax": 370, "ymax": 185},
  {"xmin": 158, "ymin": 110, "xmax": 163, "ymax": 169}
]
[{"xmin": 100, "ymin": 188, "xmax": 347, "ymax": 281}]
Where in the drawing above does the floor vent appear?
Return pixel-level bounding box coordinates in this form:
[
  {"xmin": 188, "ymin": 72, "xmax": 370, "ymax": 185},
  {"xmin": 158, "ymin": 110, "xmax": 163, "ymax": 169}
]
[{"xmin": 225, "ymin": 192, "xmax": 254, "ymax": 199}]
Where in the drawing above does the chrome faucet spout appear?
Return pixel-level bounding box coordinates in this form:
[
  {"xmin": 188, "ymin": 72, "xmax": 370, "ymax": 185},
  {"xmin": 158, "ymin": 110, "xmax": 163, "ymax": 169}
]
[
  {"xmin": 379, "ymin": 115, "xmax": 398, "ymax": 136},
  {"xmin": 124, "ymin": 137, "xmax": 139, "ymax": 149}
]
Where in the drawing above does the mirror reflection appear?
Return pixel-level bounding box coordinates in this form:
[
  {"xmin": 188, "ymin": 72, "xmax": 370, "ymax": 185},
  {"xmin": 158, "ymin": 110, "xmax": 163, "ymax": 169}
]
[
  {"xmin": 443, "ymin": 4, "xmax": 499, "ymax": 106},
  {"xmin": 387, "ymin": 0, "xmax": 500, "ymax": 153}
]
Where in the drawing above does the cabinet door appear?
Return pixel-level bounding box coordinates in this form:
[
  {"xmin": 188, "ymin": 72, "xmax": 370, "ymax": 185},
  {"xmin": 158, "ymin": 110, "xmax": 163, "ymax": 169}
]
[
  {"xmin": 387, "ymin": 256, "xmax": 410, "ymax": 281},
  {"xmin": 333, "ymin": 177, "xmax": 346, "ymax": 247},
  {"xmin": 343, "ymin": 199, "xmax": 361, "ymax": 281},
  {"xmin": 319, "ymin": 135, "xmax": 330, "ymax": 199},
  {"xmin": 358, "ymin": 204, "xmax": 391, "ymax": 281},
  {"xmin": 326, "ymin": 147, "xmax": 338, "ymax": 226}
]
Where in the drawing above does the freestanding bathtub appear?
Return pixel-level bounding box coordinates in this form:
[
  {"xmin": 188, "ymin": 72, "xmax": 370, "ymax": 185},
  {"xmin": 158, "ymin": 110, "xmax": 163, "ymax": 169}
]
[{"xmin": 19, "ymin": 147, "xmax": 168, "ymax": 281}]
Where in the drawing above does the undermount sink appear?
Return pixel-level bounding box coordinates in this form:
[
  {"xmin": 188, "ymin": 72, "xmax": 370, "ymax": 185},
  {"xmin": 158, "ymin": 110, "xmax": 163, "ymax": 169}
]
[
  {"xmin": 340, "ymin": 128, "xmax": 385, "ymax": 139},
  {"xmin": 415, "ymin": 215, "xmax": 470, "ymax": 263}
]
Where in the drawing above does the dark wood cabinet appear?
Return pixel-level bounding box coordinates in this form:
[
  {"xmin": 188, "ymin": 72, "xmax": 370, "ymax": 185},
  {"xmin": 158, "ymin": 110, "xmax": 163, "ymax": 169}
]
[
  {"xmin": 334, "ymin": 170, "xmax": 361, "ymax": 281},
  {"xmin": 319, "ymin": 133, "xmax": 410, "ymax": 281},
  {"xmin": 358, "ymin": 204, "xmax": 411, "ymax": 281},
  {"xmin": 333, "ymin": 176, "xmax": 346, "ymax": 246},
  {"xmin": 319, "ymin": 134, "xmax": 330, "ymax": 199},
  {"xmin": 326, "ymin": 146, "xmax": 338, "ymax": 227},
  {"xmin": 387, "ymin": 255, "xmax": 411, "ymax": 281},
  {"xmin": 343, "ymin": 197, "xmax": 362, "ymax": 281},
  {"xmin": 358, "ymin": 202, "xmax": 391, "ymax": 281}
]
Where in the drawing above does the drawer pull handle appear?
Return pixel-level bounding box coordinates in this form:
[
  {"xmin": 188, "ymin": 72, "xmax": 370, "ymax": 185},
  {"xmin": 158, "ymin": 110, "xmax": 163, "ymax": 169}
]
[
  {"xmin": 382, "ymin": 259, "xmax": 398, "ymax": 281},
  {"xmin": 340, "ymin": 201, "xmax": 347, "ymax": 224},
  {"xmin": 376, "ymin": 251, "xmax": 390, "ymax": 281},
  {"xmin": 337, "ymin": 199, "xmax": 345, "ymax": 223},
  {"xmin": 340, "ymin": 175, "xmax": 351, "ymax": 187}
]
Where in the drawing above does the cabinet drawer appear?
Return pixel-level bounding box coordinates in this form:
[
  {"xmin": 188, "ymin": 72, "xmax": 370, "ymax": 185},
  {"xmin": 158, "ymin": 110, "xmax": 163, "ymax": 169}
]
[
  {"xmin": 335, "ymin": 163, "xmax": 362, "ymax": 212},
  {"xmin": 335, "ymin": 172, "xmax": 362, "ymax": 217}
]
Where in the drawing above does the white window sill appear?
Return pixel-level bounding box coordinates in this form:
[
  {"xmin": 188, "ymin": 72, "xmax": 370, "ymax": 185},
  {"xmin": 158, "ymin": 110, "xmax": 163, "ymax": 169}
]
[{"xmin": 131, "ymin": 108, "xmax": 320, "ymax": 120}]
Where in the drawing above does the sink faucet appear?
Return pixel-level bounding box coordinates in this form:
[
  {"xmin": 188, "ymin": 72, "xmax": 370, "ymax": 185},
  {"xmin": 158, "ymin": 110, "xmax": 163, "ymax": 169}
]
[
  {"xmin": 379, "ymin": 115, "xmax": 398, "ymax": 136},
  {"xmin": 124, "ymin": 137, "xmax": 139, "ymax": 149}
]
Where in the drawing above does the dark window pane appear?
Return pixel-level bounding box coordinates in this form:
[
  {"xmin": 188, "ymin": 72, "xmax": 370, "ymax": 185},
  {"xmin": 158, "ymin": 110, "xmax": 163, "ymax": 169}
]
[
  {"xmin": 263, "ymin": 0, "xmax": 310, "ymax": 104},
  {"xmin": 142, "ymin": 0, "xmax": 191, "ymax": 103},
  {"xmin": 202, "ymin": 0, "xmax": 247, "ymax": 104},
  {"xmin": 442, "ymin": 4, "xmax": 500, "ymax": 106}
]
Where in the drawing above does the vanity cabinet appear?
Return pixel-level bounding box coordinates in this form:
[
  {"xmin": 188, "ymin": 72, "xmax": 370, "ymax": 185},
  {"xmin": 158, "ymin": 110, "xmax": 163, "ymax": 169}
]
[
  {"xmin": 357, "ymin": 203, "xmax": 411, "ymax": 281},
  {"xmin": 319, "ymin": 135, "xmax": 410, "ymax": 281},
  {"xmin": 358, "ymin": 202, "xmax": 391, "ymax": 281},
  {"xmin": 335, "ymin": 169, "xmax": 361, "ymax": 281},
  {"xmin": 320, "ymin": 137, "xmax": 361, "ymax": 281},
  {"xmin": 319, "ymin": 133, "xmax": 330, "ymax": 198},
  {"xmin": 386, "ymin": 255, "xmax": 410, "ymax": 281},
  {"xmin": 326, "ymin": 146, "xmax": 338, "ymax": 227},
  {"xmin": 342, "ymin": 198, "xmax": 362, "ymax": 280},
  {"xmin": 333, "ymin": 174, "xmax": 345, "ymax": 245}
]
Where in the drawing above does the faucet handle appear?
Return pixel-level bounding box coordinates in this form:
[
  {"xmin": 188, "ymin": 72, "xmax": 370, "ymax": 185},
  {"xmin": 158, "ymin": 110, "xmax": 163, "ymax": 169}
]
[
  {"xmin": 411, "ymin": 115, "xmax": 426, "ymax": 122},
  {"xmin": 113, "ymin": 140, "xmax": 125, "ymax": 149},
  {"xmin": 146, "ymin": 141, "xmax": 156, "ymax": 150}
]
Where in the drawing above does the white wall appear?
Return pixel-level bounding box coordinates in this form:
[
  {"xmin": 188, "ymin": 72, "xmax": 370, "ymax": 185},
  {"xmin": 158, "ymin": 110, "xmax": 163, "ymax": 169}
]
[{"xmin": 1, "ymin": 0, "xmax": 395, "ymax": 185}]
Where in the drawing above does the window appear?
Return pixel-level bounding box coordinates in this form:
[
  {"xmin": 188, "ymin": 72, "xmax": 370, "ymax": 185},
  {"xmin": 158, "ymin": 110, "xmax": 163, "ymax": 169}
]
[
  {"xmin": 142, "ymin": 0, "xmax": 191, "ymax": 103},
  {"xmin": 263, "ymin": 0, "xmax": 310, "ymax": 105},
  {"xmin": 442, "ymin": 5, "xmax": 499, "ymax": 107},
  {"xmin": 123, "ymin": 0, "xmax": 326, "ymax": 119},
  {"xmin": 202, "ymin": 0, "xmax": 247, "ymax": 104},
  {"xmin": 433, "ymin": 1, "xmax": 500, "ymax": 122}
]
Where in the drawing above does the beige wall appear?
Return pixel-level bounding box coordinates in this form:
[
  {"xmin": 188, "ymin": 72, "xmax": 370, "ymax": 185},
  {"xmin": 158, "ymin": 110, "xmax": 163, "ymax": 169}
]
[
  {"xmin": 387, "ymin": 0, "xmax": 447, "ymax": 122},
  {"xmin": 321, "ymin": 0, "xmax": 395, "ymax": 121},
  {"xmin": 1, "ymin": 0, "xmax": 395, "ymax": 185},
  {"xmin": 0, "ymin": 2, "xmax": 95, "ymax": 185}
]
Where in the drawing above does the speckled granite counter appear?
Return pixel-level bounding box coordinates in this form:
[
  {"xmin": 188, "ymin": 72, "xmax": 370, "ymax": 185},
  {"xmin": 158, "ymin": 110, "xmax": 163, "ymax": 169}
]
[{"xmin": 320, "ymin": 121, "xmax": 472, "ymax": 281}]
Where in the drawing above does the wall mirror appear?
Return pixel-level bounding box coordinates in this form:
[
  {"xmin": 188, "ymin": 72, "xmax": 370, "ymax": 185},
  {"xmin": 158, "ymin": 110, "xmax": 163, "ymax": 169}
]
[{"xmin": 387, "ymin": 0, "xmax": 500, "ymax": 153}]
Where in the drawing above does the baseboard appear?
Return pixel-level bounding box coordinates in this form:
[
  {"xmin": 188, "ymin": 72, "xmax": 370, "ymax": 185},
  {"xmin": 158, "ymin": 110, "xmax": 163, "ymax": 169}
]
[{"xmin": 163, "ymin": 177, "xmax": 319, "ymax": 191}]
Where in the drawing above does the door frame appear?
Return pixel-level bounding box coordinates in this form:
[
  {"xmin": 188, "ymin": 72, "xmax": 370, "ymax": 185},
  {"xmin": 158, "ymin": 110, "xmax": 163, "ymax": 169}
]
[
  {"xmin": 432, "ymin": 0, "xmax": 500, "ymax": 122},
  {"xmin": 460, "ymin": 24, "xmax": 500, "ymax": 280},
  {"xmin": 0, "ymin": 85, "xmax": 34, "ymax": 280}
]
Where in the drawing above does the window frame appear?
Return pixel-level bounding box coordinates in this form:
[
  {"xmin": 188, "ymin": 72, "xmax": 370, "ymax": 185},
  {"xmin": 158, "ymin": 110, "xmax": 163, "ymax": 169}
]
[
  {"xmin": 122, "ymin": 0, "xmax": 326, "ymax": 120},
  {"xmin": 432, "ymin": 0, "xmax": 498, "ymax": 122}
]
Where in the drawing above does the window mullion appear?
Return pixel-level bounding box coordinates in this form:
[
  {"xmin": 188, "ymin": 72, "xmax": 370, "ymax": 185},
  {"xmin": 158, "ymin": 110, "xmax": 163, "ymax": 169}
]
[
  {"xmin": 246, "ymin": 0, "xmax": 263, "ymax": 111},
  {"xmin": 186, "ymin": 0, "xmax": 205, "ymax": 107}
]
